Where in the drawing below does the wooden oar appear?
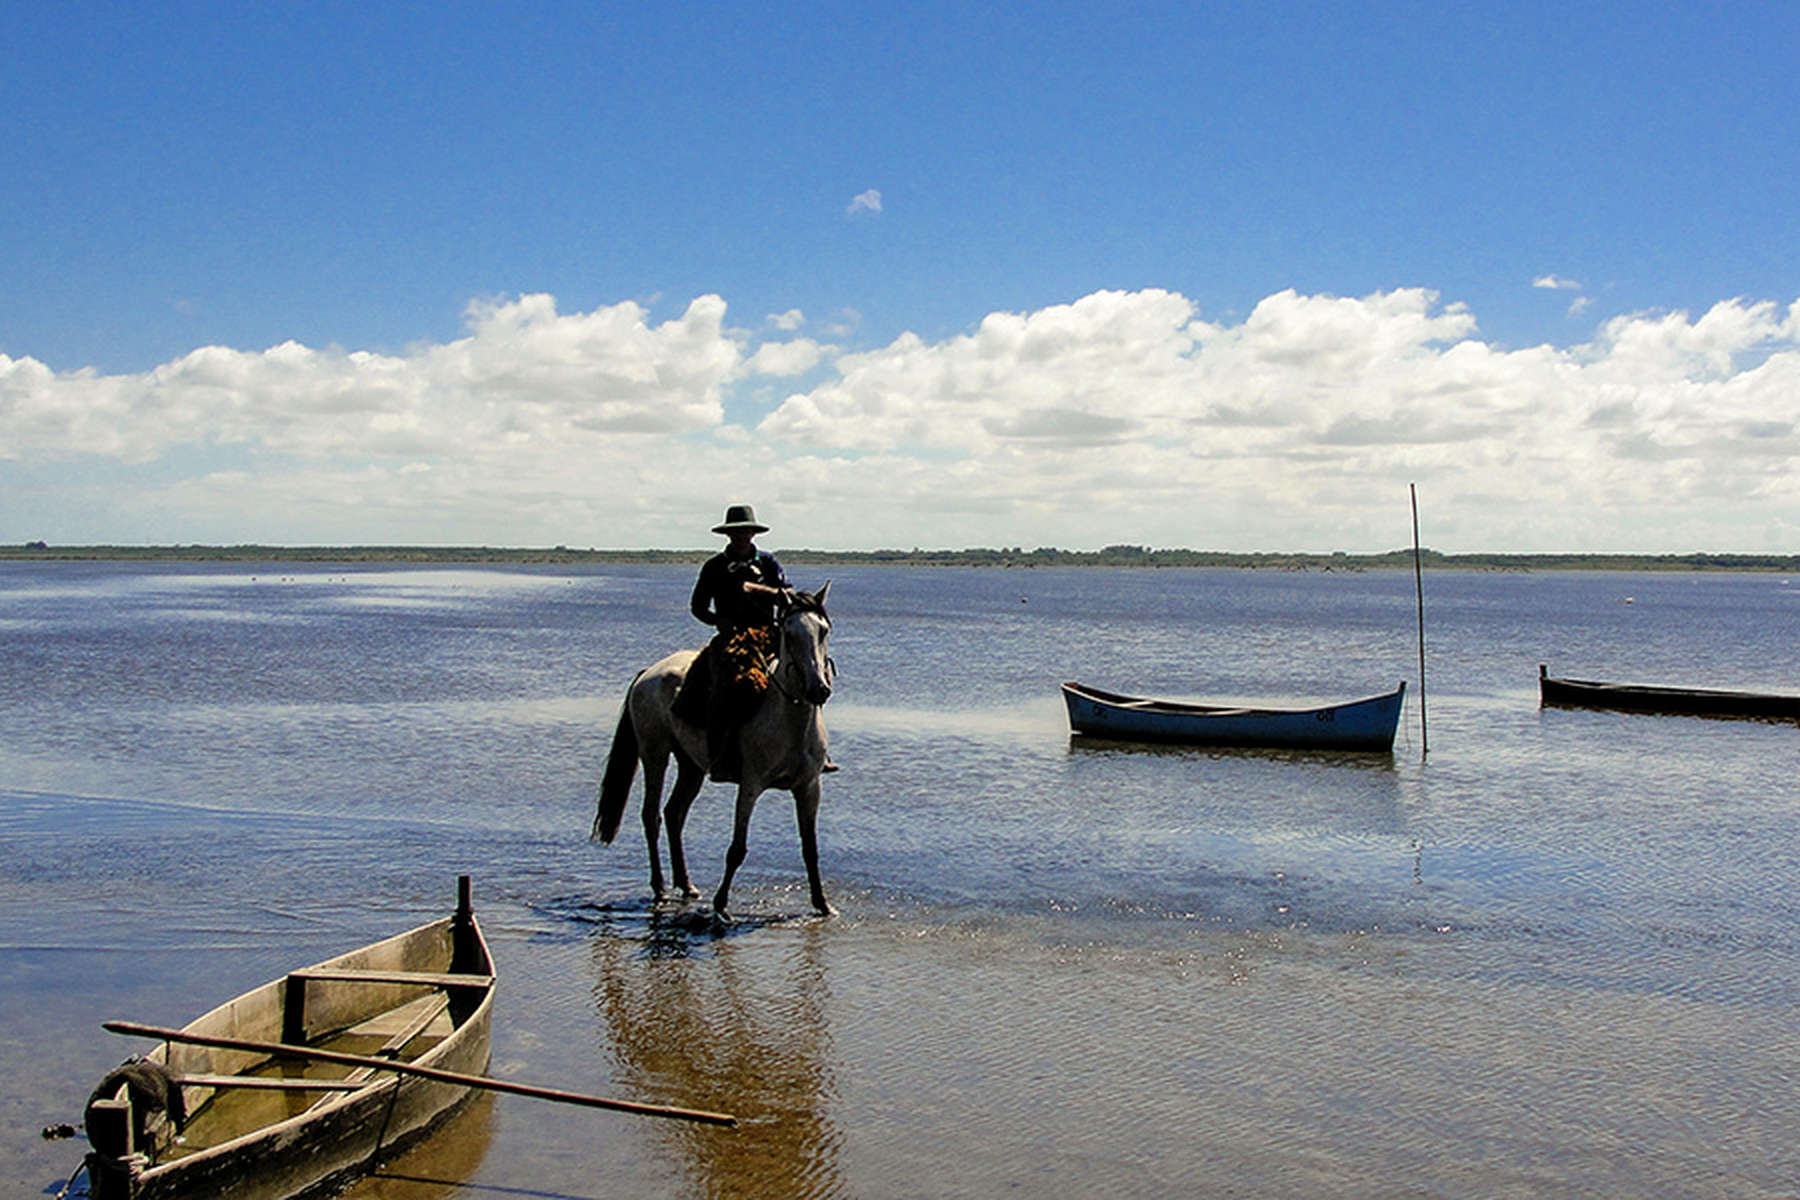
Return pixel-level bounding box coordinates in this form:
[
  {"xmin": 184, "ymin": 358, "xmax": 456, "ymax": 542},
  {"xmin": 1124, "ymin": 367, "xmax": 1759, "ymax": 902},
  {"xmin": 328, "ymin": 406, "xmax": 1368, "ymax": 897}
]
[{"xmin": 104, "ymin": 1020, "xmax": 736, "ymax": 1127}]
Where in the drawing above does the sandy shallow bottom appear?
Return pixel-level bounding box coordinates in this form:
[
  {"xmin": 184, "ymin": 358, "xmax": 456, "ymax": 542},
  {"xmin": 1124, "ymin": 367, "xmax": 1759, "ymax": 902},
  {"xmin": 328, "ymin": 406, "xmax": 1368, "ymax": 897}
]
[{"xmin": 7, "ymin": 794, "xmax": 1797, "ymax": 1200}]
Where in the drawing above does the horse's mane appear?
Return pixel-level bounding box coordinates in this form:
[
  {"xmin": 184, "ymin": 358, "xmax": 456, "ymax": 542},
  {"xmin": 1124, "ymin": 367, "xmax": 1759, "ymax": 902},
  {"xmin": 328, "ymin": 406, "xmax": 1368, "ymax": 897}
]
[{"xmin": 786, "ymin": 589, "xmax": 829, "ymax": 617}]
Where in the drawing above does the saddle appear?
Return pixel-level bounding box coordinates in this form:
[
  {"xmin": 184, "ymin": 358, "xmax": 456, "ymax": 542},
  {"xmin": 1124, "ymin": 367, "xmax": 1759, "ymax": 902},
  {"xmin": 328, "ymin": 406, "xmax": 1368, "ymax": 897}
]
[{"xmin": 673, "ymin": 624, "xmax": 776, "ymax": 727}]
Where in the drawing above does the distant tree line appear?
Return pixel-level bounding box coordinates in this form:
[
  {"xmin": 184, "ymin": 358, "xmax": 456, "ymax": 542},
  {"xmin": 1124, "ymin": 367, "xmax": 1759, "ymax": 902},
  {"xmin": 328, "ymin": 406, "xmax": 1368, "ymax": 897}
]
[{"xmin": 5, "ymin": 542, "xmax": 1799, "ymax": 572}]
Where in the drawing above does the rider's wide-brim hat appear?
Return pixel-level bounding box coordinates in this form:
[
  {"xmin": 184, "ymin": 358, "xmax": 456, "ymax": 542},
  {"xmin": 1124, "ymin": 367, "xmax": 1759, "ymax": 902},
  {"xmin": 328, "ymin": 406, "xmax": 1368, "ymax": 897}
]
[{"xmin": 712, "ymin": 503, "xmax": 769, "ymax": 534}]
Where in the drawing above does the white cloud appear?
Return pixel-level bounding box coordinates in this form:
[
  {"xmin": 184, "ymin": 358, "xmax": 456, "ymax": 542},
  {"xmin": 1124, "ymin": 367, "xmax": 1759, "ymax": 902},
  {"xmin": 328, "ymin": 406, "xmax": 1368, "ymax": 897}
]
[
  {"xmin": 820, "ymin": 309, "xmax": 862, "ymax": 339},
  {"xmin": 6, "ymin": 289, "xmax": 1799, "ymax": 552},
  {"xmin": 1534, "ymin": 275, "xmax": 1594, "ymax": 320},
  {"xmin": 1, "ymin": 294, "xmax": 739, "ymax": 465},
  {"xmin": 767, "ymin": 309, "xmax": 806, "ymax": 332},
  {"xmin": 847, "ymin": 189, "xmax": 882, "ymax": 217},
  {"xmin": 746, "ymin": 339, "xmax": 826, "ymax": 377},
  {"xmin": 755, "ymin": 288, "xmax": 1800, "ymax": 550}
]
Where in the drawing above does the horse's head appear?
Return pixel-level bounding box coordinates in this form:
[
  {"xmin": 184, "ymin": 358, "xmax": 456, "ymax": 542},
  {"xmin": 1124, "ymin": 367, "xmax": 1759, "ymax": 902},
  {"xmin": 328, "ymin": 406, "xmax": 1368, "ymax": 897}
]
[{"xmin": 779, "ymin": 581, "xmax": 833, "ymax": 706}]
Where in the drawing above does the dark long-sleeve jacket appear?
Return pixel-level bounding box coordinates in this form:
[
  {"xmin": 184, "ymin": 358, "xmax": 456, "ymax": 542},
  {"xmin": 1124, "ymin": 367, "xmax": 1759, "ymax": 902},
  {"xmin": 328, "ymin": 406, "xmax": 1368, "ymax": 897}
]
[{"xmin": 690, "ymin": 549, "xmax": 789, "ymax": 630}]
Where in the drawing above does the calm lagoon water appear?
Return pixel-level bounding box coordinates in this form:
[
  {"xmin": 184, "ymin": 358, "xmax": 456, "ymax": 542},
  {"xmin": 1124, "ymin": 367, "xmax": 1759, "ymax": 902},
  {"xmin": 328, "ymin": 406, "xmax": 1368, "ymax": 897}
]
[{"xmin": 3, "ymin": 561, "xmax": 1798, "ymax": 1198}]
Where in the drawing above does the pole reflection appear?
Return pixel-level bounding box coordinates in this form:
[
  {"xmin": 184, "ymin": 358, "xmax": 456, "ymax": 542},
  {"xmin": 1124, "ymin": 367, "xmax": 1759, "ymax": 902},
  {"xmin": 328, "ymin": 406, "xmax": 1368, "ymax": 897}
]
[{"xmin": 346, "ymin": 1091, "xmax": 496, "ymax": 1199}]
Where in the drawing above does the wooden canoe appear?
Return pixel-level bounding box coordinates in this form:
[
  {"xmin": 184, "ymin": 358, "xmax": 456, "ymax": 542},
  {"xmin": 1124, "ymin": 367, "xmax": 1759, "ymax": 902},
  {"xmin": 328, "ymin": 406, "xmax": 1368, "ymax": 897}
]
[
  {"xmin": 1538, "ymin": 664, "xmax": 1800, "ymax": 722},
  {"xmin": 84, "ymin": 876, "xmax": 495, "ymax": 1200},
  {"xmin": 1061, "ymin": 681, "xmax": 1406, "ymax": 752}
]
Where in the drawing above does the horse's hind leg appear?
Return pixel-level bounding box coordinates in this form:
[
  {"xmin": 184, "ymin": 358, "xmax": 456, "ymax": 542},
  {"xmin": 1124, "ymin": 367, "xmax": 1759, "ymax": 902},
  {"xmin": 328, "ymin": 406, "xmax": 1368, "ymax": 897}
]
[
  {"xmin": 639, "ymin": 757, "xmax": 669, "ymax": 898},
  {"xmin": 662, "ymin": 753, "xmax": 706, "ymax": 899}
]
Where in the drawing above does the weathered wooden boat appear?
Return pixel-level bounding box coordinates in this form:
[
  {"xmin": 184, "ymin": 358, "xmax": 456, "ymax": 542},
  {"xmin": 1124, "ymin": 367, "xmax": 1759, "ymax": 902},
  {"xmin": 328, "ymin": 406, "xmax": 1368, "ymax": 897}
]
[
  {"xmin": 84, "ymin": 877, "xmax": 495, "ymax": 1200},
  {"xmin": 1061, "ymin": 680, "xmax": 1406, "ymax": 752},
  {"xmin": 1538, "ymin": 664, "xmax": 1800, "ymax": 722}
]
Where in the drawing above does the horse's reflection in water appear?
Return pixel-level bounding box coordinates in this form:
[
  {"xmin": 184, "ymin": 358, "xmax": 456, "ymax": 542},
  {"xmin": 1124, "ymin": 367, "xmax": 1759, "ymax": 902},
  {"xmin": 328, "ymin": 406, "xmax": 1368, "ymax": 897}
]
[{"xmin": 588, "ymin": 920, "xmax": 842, "ymax": 1199}]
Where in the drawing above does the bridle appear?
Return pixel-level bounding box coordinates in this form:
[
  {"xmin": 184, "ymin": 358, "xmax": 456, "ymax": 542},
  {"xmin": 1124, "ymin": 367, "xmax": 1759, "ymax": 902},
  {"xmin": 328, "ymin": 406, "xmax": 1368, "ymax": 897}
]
[{"xmin": 768, "ymin": 595, "xmax": 834, "ymax": 707}]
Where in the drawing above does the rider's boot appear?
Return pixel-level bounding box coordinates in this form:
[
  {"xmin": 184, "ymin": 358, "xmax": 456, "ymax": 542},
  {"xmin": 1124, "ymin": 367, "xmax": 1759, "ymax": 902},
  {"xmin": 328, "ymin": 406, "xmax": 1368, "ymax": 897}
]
[{"xmin": 708, "ymin": 722, "xmax": 740, "ymax": 784}]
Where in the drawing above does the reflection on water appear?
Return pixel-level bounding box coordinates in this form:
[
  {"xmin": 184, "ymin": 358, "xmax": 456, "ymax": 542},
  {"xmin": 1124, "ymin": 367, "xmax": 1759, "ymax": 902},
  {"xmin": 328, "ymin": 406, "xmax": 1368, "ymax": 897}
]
[
  {"xmin": 8, "ymin": 563, "xmax": 1800, "ymax": 1197},
  {"xmin": 586, "ymin": 910, "xmax": 841, "ymax": 1200},
  {"xmin": 346, "ymin": 1092, "xmax": 497, "ymax": 1200},
  {"xmin": 1064, "ymin": 732, "xmax": 1401, "ymax": 771}
]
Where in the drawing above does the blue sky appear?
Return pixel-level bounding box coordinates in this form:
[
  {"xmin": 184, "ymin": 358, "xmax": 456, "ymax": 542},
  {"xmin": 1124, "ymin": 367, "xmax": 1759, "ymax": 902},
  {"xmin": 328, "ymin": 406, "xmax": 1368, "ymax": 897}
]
[{"xmin": 5, "ymin": 2, "xmax": 1799, "ymax": 552}]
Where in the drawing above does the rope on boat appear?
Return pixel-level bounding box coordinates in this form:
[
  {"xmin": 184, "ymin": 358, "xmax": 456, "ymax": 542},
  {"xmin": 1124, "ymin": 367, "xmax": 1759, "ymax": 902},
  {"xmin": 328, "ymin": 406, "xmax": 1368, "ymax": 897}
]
[{"xmin": 53, "ymin": 1157, "xmax": 88, "ymax": 1200}]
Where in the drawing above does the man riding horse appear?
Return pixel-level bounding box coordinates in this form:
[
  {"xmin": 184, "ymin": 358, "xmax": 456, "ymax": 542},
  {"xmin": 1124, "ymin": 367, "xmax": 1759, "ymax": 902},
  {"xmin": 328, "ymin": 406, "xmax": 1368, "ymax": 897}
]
[
  {"xmin": 594, "ymin": 510, "xmax": 837, "ymax": 916},
  {"xmin": 674, "ymin": 504, "xmax": 834, "ymax": 782}
]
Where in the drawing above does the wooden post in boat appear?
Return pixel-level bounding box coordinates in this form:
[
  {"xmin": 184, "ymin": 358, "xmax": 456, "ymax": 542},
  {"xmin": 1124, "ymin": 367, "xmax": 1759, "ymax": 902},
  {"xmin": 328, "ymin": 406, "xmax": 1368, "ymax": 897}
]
[
  {"xmin": 82, "ymin": 1094, "xmax": 132, "ymax": 1159},
  {"xmin": 81, "ymin": 1094, "xmax": 137, "ymax": 1200},
  {"xmin": 1411, "ymin": 483, "xmax": 1429, "ymax": 759},
  {"xmin": 449, "ymin": 873, "xmax": 483, "ymax": 982}
]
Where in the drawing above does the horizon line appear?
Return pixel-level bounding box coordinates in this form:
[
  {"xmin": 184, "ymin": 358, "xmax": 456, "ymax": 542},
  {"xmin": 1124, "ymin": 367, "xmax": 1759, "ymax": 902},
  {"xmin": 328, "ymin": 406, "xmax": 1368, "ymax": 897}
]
[{"xmin": 4, "ymin": 543, "xmax": 1797, "ymax": 569}]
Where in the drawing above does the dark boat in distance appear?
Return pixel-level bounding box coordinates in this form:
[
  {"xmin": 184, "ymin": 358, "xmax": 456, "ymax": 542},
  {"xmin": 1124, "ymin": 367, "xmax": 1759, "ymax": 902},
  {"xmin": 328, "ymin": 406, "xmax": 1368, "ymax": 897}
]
[
  {"xmin": 1539, "ymin": 664, "xmax": 1800, "ymax": 723},
  {"xmin": 1061, "ymin": 681, "xmax": 1406, "ymax": 752}
]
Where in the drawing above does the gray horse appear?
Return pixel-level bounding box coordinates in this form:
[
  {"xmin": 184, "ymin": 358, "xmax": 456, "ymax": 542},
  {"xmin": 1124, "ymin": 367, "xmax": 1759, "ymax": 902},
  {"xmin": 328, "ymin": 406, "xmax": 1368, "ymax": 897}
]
[{"xmin": 593, "ymin": 584, "xmax": 834, "ymax": 918}]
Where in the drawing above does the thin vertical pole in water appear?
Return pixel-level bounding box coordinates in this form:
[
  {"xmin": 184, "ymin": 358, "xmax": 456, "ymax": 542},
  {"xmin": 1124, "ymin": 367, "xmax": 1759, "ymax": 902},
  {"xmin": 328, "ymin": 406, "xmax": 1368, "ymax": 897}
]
[{"xmin": 1411, "ymin": 483, "xmax": 1429, "ymax": 759}]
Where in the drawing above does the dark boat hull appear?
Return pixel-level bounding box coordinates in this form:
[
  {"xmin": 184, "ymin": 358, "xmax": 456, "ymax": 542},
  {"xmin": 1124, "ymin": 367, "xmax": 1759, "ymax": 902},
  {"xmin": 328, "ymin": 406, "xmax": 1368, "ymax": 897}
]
[
  {"xmin": 1539, "ymin": 665, "xmax": 1800, "ymax": 722},
  {"xmin": 1062, "ymin": 681, "xmax": 1406, "ymax": 752}
]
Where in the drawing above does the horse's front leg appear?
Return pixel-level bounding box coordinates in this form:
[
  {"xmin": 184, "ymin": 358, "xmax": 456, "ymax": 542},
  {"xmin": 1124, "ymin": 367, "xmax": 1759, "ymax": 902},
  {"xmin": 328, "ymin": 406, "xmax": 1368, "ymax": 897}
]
[
  {"xmin": 639, "ymin": 757, "xmax": 669, "ymax": 899},
  {"xmin": 663, "ymin": 753, "xmax": 706, "ymax": 899},
  {"xmin": 712, "ymin": 784, "xmax": 761, "ymax": 919},
  {"xmin": 793, "ymin": 776, "xmax": 833, "ymax": 916}
]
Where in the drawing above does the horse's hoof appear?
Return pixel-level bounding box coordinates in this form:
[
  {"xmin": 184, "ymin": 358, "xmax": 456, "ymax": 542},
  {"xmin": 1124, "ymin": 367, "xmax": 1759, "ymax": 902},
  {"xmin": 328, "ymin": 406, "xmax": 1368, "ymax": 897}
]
[{"xmin": 682, "ymin": 884, "xmax": 701, "ymax": 899}]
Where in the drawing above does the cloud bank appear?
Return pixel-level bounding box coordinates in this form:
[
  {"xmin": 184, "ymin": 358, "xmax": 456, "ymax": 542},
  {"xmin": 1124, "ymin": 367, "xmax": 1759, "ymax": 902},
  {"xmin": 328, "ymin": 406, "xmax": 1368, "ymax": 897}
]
[{"xmin": 5, "ymin": 288, "xmax": 1799, "ymax": 552}]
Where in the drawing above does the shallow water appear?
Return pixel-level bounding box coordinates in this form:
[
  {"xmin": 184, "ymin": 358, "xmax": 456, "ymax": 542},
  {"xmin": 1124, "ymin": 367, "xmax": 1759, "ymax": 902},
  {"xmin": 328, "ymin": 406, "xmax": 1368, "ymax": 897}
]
[{"xmin": 3, "ymin": 562, "xmax": 1798, "ymax": 1197}]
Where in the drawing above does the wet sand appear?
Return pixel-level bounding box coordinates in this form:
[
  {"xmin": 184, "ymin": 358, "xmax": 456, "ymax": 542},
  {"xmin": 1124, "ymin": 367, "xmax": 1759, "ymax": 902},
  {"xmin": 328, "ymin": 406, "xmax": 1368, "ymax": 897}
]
[{"xmin": 11, "ymin": 790, "xmax": 1800, "ymax": 1199}]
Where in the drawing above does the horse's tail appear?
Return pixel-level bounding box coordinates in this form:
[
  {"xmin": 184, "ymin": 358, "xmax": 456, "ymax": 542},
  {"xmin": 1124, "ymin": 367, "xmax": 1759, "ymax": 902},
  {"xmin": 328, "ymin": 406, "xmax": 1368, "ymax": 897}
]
[{"xmin": 592, "ymin": 679, "xmax": 642, "ymax": 844}]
